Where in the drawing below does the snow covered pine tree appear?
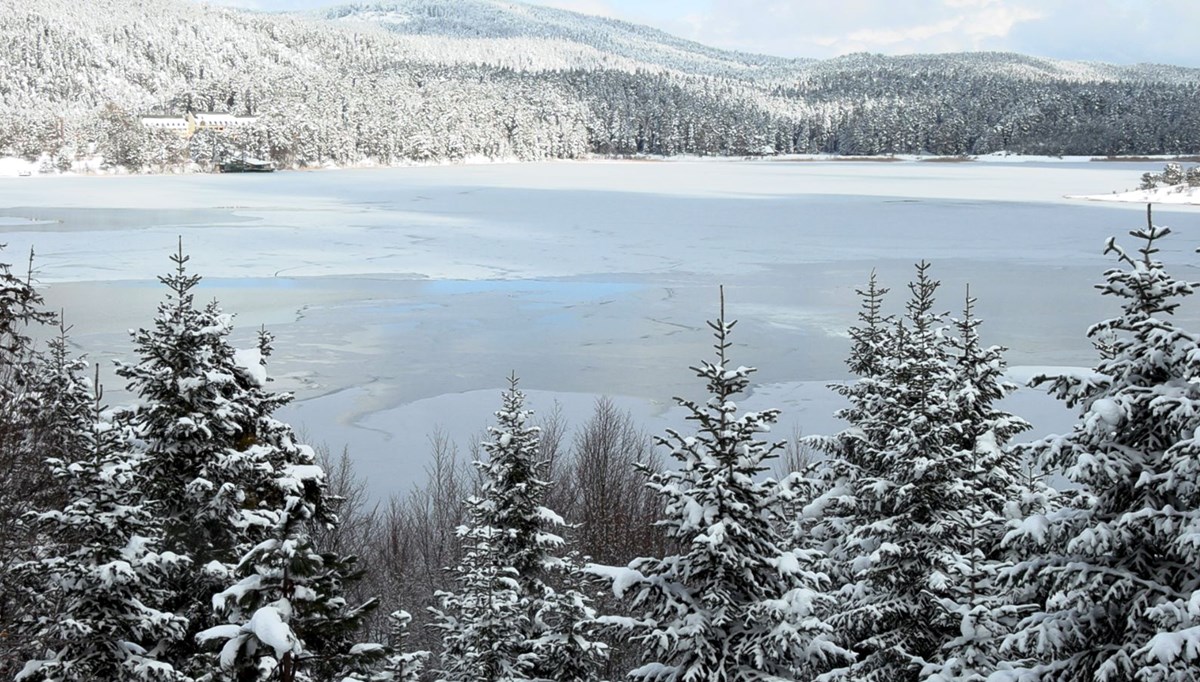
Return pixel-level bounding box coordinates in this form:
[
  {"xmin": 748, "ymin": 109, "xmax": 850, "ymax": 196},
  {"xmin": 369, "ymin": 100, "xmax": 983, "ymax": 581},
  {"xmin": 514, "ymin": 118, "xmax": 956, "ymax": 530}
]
[
  {"xmin": 589, "ymin": 288, "xmax": 849, "ymax": 681},
  {"xmin": 17, "ymin": 352, "xmax": 190, "ymax": 681},
  {"xmin": 196, "ymin": 331, "xmax": 383, "ymax": 681},
  {"xmin": 922, "ymin": 290, "xmax": 1038, "ymax": 682},
  {"xmin": 115, "ymin": 241, "xmax": 266, "ymax": 675},
  {"xmin": 119, "ymin": 242, "xmax": 379, "ymax": 680},
  {"xmin": 0, "ymin": 246, "xmax": 58, "ymax": 676},
  {"xmin": 807, "ymin": 265, "xmax": 1031, "ymax": 682},
  {"xmin": 793, "ymin": 271, "xmax": 892, "ymax": 617},
  {"xmin": 1001, "ymin": 207, "xmax": 1200, "ymax": 680},
  {"xmin": 430, "ymin": 517, "xmax": 526, "ymax": 681},
  {"xmin": 430, "ymin": 374, "xmax": 605, "ymax": 682},
  {"xmin": 374, "ymin": 610, "xmax": 430, "ymax": 682}
]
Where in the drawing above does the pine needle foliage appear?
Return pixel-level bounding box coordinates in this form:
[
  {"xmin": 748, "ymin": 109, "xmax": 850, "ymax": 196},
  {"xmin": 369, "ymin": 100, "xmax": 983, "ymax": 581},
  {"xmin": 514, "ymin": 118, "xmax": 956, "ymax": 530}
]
[
  {"xmin": 1000, "ymin": 207, "xmax": 1200, "ymax": 681},
  {"xmin": 591, "ymin": 288, "xmax": 849, "ymax": 682}
]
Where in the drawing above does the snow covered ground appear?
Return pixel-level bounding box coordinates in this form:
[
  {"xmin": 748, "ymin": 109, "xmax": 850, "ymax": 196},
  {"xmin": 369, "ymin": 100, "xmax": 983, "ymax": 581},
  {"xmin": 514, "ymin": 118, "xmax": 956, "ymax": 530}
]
[
  {"xmin": 1073, "ymin": 184, "xmax": 1200, "ymax": 205},
  {"xmin": 2, "ymin": 160, "xmax": 1198, "ymax": 497}
]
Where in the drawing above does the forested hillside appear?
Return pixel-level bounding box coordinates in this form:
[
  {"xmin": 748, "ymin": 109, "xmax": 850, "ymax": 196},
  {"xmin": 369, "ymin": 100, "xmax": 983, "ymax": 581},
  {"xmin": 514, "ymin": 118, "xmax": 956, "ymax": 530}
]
[{"xmin": 3, "ymin": 0, "xmax": 1200, "ymax": 170}]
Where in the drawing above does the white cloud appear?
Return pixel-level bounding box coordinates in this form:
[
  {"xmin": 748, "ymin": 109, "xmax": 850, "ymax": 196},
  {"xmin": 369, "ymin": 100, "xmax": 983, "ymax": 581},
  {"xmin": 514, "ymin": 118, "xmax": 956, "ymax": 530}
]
[
  {"xmin": 808, "ymin": 3, "xmax": 1043, "ymax": 54},
  {"xmin": 660, "ymin": 0, "xmax": 1048, "ymax": 58}
]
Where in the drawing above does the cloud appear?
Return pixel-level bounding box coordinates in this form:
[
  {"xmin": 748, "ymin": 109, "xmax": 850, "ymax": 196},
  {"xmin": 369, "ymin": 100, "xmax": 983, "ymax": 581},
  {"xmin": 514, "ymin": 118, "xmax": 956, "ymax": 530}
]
[
  {"xmin": 1002, "ymin": 0, "xmax": 1200, "ymax": 66},
  {"xmin": 661, "ymin": 0, "xmax": 1046, "ymax": 58},
  {"xmin": 812, "ymin": 3, "xmax": 1043, "ymax": 54},
  {"xmin": 630, "ymin": 0, "xmax": 1198, "ymax": 66}
]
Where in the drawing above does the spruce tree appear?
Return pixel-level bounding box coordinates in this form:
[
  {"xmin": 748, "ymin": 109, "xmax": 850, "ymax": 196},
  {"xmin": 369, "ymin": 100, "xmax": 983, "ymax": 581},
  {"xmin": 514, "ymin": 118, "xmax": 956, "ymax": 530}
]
[
  {"xmin": 527, "ymin": 552, "xmax": 608, "ymax": 682},
  {"xmin": 122, "ymin": 245, "xmax": 380, "ymax": 678},
  {"xmin": 922, "ymin": 291, "xmax": 1035, "ymax": 682},
  {"xmin": 377, "ymin": 611, "xmax": 429, "ymax": 682},
  {"xmin": 797, "ymin": 271, "xmax": 893, "ymax": 591},
  {"xmin": 17, "ymin": 359, "xmax": 189, "ymax": 682},
  {"xmin": 198, "ymin": 469, "xmax": 382, "ymax": 682},
  {"xmin": 811, "ymin": 265, "xmax": 1030, "ymax": 681},
  {"xmin": 589, "ymin": 290, "xmax": 848, "ymax": 681},
  {"xmin": 0, "ymin": 246, "xmax": 59, "ymax": 676},
  {"xmin": 115, "ymin": 242, "xmax": 265, "ymax": 673},
  {"xmin": 824, "ymin": 263, "xmax": 964, "ymax": 681},
  {"xmin": 192, "ymin": 331, "xmax": 383, "ymax": 681},
  {"xmin": 430, "ymin": 522, "xmax": 528, "ymax": 682},
  {"xmin": 116, "ymin": 242, "xmax": 261, "ymax": 562},
  {"xmin": 24, "ymin": 323, "xmax": 96, "ymax": 467},
  {"xmin": 430, "ymin": 375, "xmax": 604, "ymax": 682},
  {"xmin": 1001, "ymin": 208, "xmax": 1200, "ymax": 680}
]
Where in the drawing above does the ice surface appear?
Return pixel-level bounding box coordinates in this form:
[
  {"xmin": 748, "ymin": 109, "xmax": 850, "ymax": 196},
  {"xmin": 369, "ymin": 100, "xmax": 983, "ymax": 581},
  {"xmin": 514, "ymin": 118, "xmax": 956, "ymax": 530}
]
[{"xmin": 1, "ymin": 160, "xmax": 1192, "ymax": 495}]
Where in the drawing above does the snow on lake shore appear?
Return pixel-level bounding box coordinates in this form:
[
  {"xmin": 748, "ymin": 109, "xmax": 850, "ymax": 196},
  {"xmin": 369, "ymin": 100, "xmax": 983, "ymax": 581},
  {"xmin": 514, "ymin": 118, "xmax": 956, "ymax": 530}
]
[
  {"xmin": 1071, "ymin": 185, "xmax": 1200, "ymax": 205},
  {"xmin": 2, "ymin": 160, "xmax": 1196, "ymax": 494}
]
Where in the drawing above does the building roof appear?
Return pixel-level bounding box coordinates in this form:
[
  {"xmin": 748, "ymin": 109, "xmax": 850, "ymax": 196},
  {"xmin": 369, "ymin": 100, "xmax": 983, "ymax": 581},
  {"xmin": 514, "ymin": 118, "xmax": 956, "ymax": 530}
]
[{"xmin": 194, "ymin": 113, "xmax": 258, "ymax": 124}]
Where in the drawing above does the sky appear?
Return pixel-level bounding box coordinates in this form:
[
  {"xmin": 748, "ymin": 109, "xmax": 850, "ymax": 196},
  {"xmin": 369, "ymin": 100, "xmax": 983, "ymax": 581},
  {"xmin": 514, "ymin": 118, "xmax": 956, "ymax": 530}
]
[{"xmin": 190, "ymin": 0, "xmax": 1200, "ymax": 67}]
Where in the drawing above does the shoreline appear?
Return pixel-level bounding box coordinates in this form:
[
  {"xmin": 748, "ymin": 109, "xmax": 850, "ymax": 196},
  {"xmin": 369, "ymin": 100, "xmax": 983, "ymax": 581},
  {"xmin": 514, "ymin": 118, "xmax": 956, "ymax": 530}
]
[{"xmin": 2, "ymin": 152, "xmax": 1198, "ymax": 180}]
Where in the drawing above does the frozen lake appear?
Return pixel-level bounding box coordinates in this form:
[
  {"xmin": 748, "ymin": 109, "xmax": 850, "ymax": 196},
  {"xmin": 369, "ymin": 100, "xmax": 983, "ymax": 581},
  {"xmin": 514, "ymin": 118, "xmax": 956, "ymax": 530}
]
[{"xmin": 3, "ymin": 159, "xmax": 1198, "ymax": 497}]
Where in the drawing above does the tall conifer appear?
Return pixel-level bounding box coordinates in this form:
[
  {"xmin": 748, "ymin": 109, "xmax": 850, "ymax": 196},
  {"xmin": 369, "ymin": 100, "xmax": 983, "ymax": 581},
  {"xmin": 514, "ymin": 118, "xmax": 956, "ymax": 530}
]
[
  {"xmin": 590, "ymin": 290, "xmax": 847, "ymax": 681},
  {"xmin": 431, "ymin": 376, "xmax": 604, "ymax": 681},
  {"xmin": 1001, "ymin": 208, "xmax": 1200, "ymax": 680},
  {"xmin": 18, "ymin": 359, "xmax": 189, "ymax": 682}
]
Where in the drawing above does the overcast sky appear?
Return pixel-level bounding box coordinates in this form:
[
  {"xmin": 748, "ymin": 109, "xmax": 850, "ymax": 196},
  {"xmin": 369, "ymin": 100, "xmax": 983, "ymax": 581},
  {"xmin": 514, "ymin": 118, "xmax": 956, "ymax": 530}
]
[{"xmin": 190, "ymin": 0, "xmax": 1200, "ymax": 67}]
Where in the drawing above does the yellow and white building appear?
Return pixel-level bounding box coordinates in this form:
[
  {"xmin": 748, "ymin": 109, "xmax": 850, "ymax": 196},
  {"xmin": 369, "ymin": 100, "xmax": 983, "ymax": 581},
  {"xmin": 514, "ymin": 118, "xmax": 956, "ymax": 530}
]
[{"xmin": 139, "ymin": 112, "xmax": 259, "ymax": 137}]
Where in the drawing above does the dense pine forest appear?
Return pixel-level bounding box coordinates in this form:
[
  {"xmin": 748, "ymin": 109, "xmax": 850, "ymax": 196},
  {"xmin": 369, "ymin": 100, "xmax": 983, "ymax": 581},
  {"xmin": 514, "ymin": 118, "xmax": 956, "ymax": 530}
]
[
  {"xmin": 3, "ymin": 203, "xmax": 1200, "ymax": 679},
  {"xmin": 3, "ymin": 0, "xmax": 1200, "ymax": 171}
]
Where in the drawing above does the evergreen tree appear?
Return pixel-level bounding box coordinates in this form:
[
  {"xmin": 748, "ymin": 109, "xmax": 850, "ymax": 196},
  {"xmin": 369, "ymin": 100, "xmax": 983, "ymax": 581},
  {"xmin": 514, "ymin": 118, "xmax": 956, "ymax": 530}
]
[
  {"xmin": 376, "ymin": 611, "xmax": 429, "ymax": 682},
  {"xmin": 527, "ymin": 552, "xmax": 608, "ymax": 682},
  {"xmin": 24, "ymin": 323, "xmax": 96, "ymax": 467},
  {"xmin": 922, "ymin": 290, "xmax": 1035, "ymax": 682},
  {"xmin": 1000, "ymin": 208, "xmax": 1200, "ymax": 680},
  {"xmin": 198, "ymin": 466, "xmax": 382, "ymax": 682},
  {"xmin": 116, "ymin": 242, "xmax": 262, "ymax": 561},
  {"xmin": 819, "ymin": 263, "xmax": 964, "ymax": 681},
  {"xmin": 120, "ymin": 244, "xmax": 380, "ymax": 678},
  {"xmin": 796, "ymin": 271, "xmax": 893, "ymax": 591},
  {"xmin": 17, "ymin": 358, "xmax": 189, "ymax": 681},
  {"xmin": 810, "ymin": 265, "xmax": 1031, "ymax": 681},
  {"xmin": 115, "ymin": 242, "xmax": 266, "ymax": 674},
  {"xmin": 430, "ymin": 523, "xmax": 529, "ymax": 682},
  {"xmin": 191, "ymin": 331, "xmax": 383, "ymax": 681},
  {"xmin": 589, "ymin": 290, "xmax": 848, "ymax": 681},
  {"xmin": 430, "ymin": 375, "xmax": 604, "ymax": 682},
  {"xmin": 0, "ymin": 246, "xmax": 58, "ymax": 677}
]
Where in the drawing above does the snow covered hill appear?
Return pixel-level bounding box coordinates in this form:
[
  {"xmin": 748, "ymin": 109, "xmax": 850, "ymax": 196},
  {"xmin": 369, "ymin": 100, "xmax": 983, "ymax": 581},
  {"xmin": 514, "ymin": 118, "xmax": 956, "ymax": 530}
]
[
  {"xmin": 320, "ymin": 0, "xmax": 801, "ymax": 77},
  {"xmin": 797, "ymin": 50, "xmax": 1200, "ymax": 87},
  {"xmin": 2, "ymin": 0, "xmax": 1200, "ymax": 169}
]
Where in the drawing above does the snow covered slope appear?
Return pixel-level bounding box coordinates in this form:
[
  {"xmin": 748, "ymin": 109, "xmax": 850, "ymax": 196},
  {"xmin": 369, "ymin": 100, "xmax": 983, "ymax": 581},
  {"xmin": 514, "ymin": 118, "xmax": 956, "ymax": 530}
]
[
  {"xmin": 2, "ymin": 0, "xmax": 1200, "ymax": 166},
  {"xmin": 320, "ymin": 0, "xmax": 801, "ymax": 77}
]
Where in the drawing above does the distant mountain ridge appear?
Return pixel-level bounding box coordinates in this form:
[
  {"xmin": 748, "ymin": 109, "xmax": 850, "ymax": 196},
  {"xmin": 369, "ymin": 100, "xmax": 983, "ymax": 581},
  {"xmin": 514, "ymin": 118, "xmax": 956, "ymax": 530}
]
[
  {"xmin": 0, "ymin": 0, "xmax": 1198, "ymax": 169},
  {"xmin": 319, "ymin": 0, "xmax": 799, "ymax": 78},
  {"xmin": 320, "ymin": 1, "xmax": 1199, "ymax": 84}
]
